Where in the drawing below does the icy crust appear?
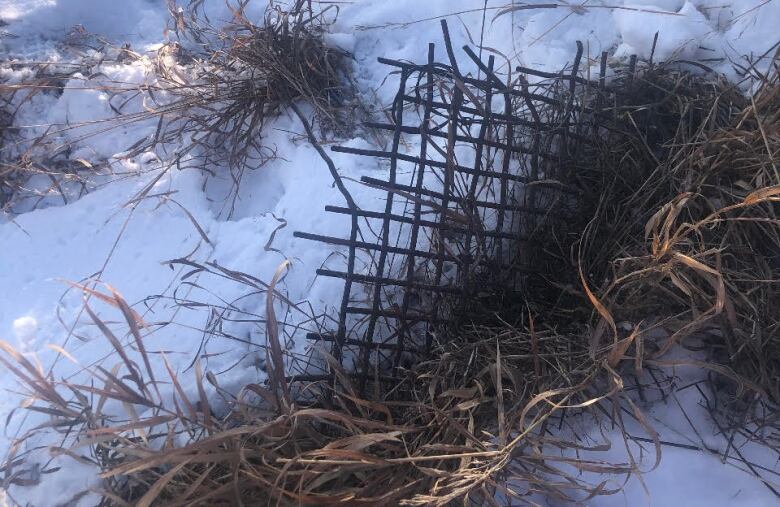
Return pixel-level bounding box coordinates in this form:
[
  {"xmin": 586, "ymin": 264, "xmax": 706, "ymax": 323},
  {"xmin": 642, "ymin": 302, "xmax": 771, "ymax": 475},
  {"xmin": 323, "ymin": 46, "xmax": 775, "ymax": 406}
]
[{"xmin": 0, "ymin": 0, "xmax": 779, "ymax": 505}]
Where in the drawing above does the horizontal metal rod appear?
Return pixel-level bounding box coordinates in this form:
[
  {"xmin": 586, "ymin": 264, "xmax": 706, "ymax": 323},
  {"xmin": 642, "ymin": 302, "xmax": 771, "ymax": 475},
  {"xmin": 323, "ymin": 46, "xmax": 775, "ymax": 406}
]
[
  {"xmin": 286, "ymin": 373, "xmax": 400, "ymax": 383},
  {"xmin": 364, "ymin": 121, "xmax": 541, "ymax": 157},
  {"xmin": 316, "ymin": 269, "xmax": 462, "ymax": 294},
  {"xmin": 360, "ymin": 176, "xmax": 564, "ymax": 217},
  {"xmin": 400, "ymin": 94, "xmax": 560, "ymax": 130},
  {"xmin": 296, "ymin": 227, "xmax": 537, "ymax": 276},
  {"xmin": 345, "ymin": 306, "xmax": 446, "ymax": 324},
  {"xmin": 376, "ymin": 57, "xmax": 573, "ymax": 106},
  {"xmin": 331, "ymin": 145, "xmax": 536, "ymax": 183},
  {"xmin": 323, "ymin": 206, "xmax": 529, "ymax": 242},
  {"xmin": 294, "ymin": 231, "xmax": 474, "ymax": 264},
  {"xmin": 306, "ymin": 332, "xmax": 423, "ymax": 353},
  {"xmin": 515, "ymin": 64, "xmax": 593, "ymax": 86}
]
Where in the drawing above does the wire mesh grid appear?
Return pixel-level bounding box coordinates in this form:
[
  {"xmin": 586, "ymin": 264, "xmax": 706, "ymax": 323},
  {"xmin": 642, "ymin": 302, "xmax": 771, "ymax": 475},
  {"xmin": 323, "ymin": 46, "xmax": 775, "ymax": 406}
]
[{"xmin": 294, "ymin": 21, "xmax": 606, "ymax": 395}]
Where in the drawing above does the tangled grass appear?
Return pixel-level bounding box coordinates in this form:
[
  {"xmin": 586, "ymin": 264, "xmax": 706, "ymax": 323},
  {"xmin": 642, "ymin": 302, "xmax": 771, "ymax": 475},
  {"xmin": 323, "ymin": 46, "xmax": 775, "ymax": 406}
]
[
  {"xmin": 146, "ymin": 0, "xmax": 356, "ymax": 215},
  {"xmin": 0, "ymin": 285, "xmax": 639, "ymax": 506},
  {"xmin": 1, "ymin": 0, "xmax": 355, "ymax": 213},
  {"xmin": 0, "ymin": 30, "xmax": 138, "ymax": 210},
  {"xmin": 593, "ymin": 69, "xmax": 780, "ymax": 427},
  {"xmin": 523, "ymin": 53, "xmax": 780, "ymax": 476},
  {"xmin": 572, "ymin": 63, "xmax": 780, "ymax": 405}
]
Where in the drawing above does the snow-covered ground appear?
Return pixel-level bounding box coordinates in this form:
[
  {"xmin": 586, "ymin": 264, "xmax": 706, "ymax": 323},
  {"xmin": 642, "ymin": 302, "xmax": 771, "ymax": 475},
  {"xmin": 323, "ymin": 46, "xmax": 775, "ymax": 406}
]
[{"xmin": 1, "ymin": 1, "xmax": 779, "ymax": 505}]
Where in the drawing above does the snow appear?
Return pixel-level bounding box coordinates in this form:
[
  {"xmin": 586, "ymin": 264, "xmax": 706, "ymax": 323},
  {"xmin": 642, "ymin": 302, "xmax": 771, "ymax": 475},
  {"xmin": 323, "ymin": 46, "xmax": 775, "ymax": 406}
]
[
  {"xmin": 11, "ymin": 316, "xmax": 37, "ymax": 350},
  {"xmin": 576, "ymin": 366, "xmax": 780, "ymax": 507},
  {"xmin": 0, "ymin": 0, "xmax": 166, "ymax": 43},
  {"xmin": 614, "ymin": 2, "xmax": 713, "ymax": 60},
  {"xmin": 1, "ymin": 0, "xmax": 779, "ymax": 505}
]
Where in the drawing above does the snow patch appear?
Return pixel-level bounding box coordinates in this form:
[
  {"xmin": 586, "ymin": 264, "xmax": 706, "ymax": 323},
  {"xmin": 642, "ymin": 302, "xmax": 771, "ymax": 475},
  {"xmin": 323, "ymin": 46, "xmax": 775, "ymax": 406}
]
[
  {"xmin": 615, "ymin": 2, "xmax": 713, "ymax": 61},
  {"xmin": 0, "ymin": 0, "xmax": 167, "ymax": 46},
  {"xmin": 12, "ymin": 316, "xmax": 38, "ymax": 349}
]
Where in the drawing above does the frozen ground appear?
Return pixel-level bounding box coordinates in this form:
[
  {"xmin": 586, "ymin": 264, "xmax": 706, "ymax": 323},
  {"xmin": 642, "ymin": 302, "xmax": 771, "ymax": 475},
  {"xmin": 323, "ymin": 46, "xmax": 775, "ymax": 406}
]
[{"xmin": 0, "ymin": 1, "xmax": 779, "ymax": 505}]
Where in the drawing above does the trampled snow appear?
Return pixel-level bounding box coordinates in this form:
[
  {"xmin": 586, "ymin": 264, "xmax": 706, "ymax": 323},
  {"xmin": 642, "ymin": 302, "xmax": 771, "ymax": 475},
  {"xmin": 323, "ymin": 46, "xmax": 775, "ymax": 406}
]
[{"xmin": 1, "ymin": 1, "xmax": 779, "ymax": 505}]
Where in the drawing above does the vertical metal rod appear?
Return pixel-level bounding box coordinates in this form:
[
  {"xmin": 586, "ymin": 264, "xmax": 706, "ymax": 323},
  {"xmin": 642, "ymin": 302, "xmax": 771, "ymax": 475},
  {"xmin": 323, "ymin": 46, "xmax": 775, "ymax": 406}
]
[
  {"xmin": 599, "ymin": 51, "xmax": 608, "ymax": 90},
  {"xmin": 290, "ymin": 102, "xmax": 357, "ymax": 396},
  {"xmin": 550, "ymin": 39, "xmax": 585, "ymax": 216},
  {"xmin": 358, "ymin": 67, "xmax": 410, "ymax": 394},
  {"xmin": 461, "ymin": 55, "xmax": 495, "ymax": 292},
  {"xmin": 430, "ymin": 17, "xmax": 464, "ymax": 352},
  {"xmin": 430, "ymin": 89, "xmax": 463, "ymax": 344},
  {"xmin": 394, "ymin": 43, "xmax": 436, "ymax": 369},
  {"xmin": 495, "ymin": 70, "xmax": 515, "ymax": 269},
  {"xmin": 562, "ymin": 41, "xmax": 585, "ymax": 160}
]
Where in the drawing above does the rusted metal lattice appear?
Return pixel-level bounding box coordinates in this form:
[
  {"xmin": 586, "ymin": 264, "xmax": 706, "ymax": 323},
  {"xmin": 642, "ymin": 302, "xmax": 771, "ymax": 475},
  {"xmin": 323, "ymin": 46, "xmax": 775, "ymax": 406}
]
[{"xmin": 294, "ymin": 21, "xmax": 603, "ymax": 393}]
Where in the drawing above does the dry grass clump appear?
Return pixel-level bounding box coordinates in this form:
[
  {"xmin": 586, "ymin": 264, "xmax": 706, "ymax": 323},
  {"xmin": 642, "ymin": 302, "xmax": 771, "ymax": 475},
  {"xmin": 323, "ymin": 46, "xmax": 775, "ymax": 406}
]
[
  {"xmin": 0, "ymin": 286, "xmax": 637, "ymax": 506},
  {"xmin": 525, "ymin": 62, "xmax": 745, "ymax": 322},
  {"xmin": 0, "ymin": 70, "xmax": 27, "ymax": 207},
  {"xmin": 0, "ymin": 115, "xmax": 16, "ymax": 207},
  {"xmin": 154, "ymin": 0, "xmax": 355, "ymax": 190},
  {"xmin": 0, "ymin": 31, "xmax": 125, "ymax": 210},
  {"xmin": 4, "ymin": 0, "xmax": 356, "ymax": 212},
  {"xmin": 529, "ymin": 57, "xmax": 780, "ymax": 431},
  {"xmin": 595, "ymin": 71, "xmax": 780, "ymax": 402}
]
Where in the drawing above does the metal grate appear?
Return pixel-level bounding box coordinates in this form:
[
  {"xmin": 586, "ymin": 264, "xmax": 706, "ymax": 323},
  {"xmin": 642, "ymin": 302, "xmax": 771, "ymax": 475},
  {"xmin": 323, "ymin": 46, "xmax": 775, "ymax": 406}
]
[{"xmin": 294, "ymin": 21, "xmax": 605, "ymax": 394}]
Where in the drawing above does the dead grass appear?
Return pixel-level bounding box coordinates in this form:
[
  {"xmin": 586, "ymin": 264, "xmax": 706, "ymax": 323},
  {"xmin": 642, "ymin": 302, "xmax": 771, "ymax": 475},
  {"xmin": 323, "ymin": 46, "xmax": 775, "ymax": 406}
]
[
  {"xmin": 0, "ymin": 284, "xmax": 639, "ymax": 506},
  {"xmin": 522, "ymin": 52, "xmax": 780, "ymax": 477},
  {"xmin": 138, "ymin": 0, "xmax": 357, "ymax": 216},
  {"xmin": 568, "ymin": 63, "xmax": 780, "ymax": 404},
  {"xmin": 595, "ymin": 69, "xmax": 780, "ymax": 425},
  {"xmin": 1, "ymin": 0, "xmax": 354, "ymax": 214},
  {"xmin": 0, "ymin": 31, "xmax": 127, "ymax": 211}
]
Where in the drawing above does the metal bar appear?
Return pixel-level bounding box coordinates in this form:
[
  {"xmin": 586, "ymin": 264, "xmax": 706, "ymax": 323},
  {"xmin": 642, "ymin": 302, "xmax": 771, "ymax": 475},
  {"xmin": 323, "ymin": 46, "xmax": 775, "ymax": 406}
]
[
  {"xmin": 298, "ymin": 228, "xmax": 536, "ymax": 275},
  {"xmin": 306, "ymin": 333, "xmax": 423, "ymax": 353},
  {"xmin": 599, "ymin": 51, "xmax": 608, "ymax": 90},
  {"xmin": 495, "ymin": 64, "xmax": 515, "ymax": 266},
  {"xmin": 323, "ymin": 206, "xmax": 530, "ymax": 241},
  {"xmin": 363, "ymin": 122, "xmax": 544, "ymax": 157},
  {"xmin": 294, "ymin": 231, "xmax": 473, "ymax": 264},
  {"xmin": 394, "ymin": 42, "xmax": 437, "ymax": 368},
  {"xmin": 459, "ymin": 54, "xmax": 494, "ymax": 301},
  {"xmin": 316, "ymin": 269, "xmax": 461, "ymax": 294},
  {"xmin": 286, "ymin": 373, "xmax": 399, "ymax": 383},
  {"xmin": 345, "ymin": 307, "xmax": 436, "ymax": 322},
  {"xmin": 400, "ymin": 94, "xmax": 562, "ymax": 131},
  {"xmin": 357, "ymin": 67, "xmax": 410, "ymax": 394},
  {"xmin": 429, "ymin": 23, "xmax": 464, "ymax": 347},
  {"xmin": 561, "ymin": 41, "xmax": 585, "ymax": 162},
  {"xmin": 345, "ymin": 307, "xmax": 449, "ymax": 326},
  {"xmin": 332, "ymin": 145, "xmax": 541, "ymax": 184},
  {"xmin": 441, "ymin": 20, "xmax": 462, "ymax": 78},
  {"xmin": 514, "ymin": 63, "xmax": 592, "ymax": 85},
  {"xmin": 597, "ymin": 51, "xmax": 609, "ymax": 114},
  {"xmin": 334, "ymin": 223, "xmax": 357, "ymax": 366},
  {"xmin": 360, "ymin": 176, "xmax": 567, "ymax": 217}
]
